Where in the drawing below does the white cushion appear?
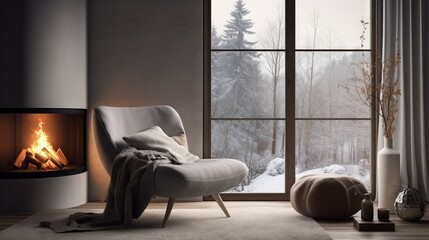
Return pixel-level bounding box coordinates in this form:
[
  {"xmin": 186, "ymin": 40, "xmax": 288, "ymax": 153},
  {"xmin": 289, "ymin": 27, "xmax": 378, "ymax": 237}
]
[{"xmin": 123, "ymin": 126, "xmax": 198, "ymax": 164}]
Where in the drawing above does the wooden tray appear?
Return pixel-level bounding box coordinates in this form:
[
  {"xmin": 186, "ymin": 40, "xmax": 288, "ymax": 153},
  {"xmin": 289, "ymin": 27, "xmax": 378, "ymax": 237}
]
[{"xmin": 353, "ymin": 217, "xmax": 395, "ymax": 231}]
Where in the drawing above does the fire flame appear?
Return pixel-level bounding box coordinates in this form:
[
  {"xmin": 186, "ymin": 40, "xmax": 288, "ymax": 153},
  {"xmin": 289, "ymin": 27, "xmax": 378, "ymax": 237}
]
[
  {"xmin": 13, "ymin": 118, "xmax": 68, "ymax": 170},
  {"xmin": 28, "ymin": 119, "xmax": 55, "ymax": 158}
]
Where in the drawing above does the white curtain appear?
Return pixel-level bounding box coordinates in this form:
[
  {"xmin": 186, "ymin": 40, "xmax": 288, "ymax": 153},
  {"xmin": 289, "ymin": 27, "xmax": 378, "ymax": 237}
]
[{"xmin": 383, "ymin": 0, "xmax": 429, "ymax": 201}]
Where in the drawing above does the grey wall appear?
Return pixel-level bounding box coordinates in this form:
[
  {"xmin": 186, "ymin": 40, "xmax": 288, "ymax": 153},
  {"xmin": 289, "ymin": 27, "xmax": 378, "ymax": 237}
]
[
  {"xmin": 0, "ymin": 0, "xmax": 87, "ymax": 109},
  {"xmin": 88, "ymin": 0, "xmax": 203, "ymax": 200}
]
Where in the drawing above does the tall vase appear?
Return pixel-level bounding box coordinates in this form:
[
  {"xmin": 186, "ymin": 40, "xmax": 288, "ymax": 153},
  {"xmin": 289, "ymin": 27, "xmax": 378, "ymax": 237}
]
[{"xmin": 377, "ymin": 137, "xmax": 400, "ymax": 212}]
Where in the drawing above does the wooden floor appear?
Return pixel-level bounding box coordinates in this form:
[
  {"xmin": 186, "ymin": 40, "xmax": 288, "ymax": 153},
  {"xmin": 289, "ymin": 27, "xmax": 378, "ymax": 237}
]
[{"xmin": 1, "ymin": 201, "xmax": 428, "ymax": 239}]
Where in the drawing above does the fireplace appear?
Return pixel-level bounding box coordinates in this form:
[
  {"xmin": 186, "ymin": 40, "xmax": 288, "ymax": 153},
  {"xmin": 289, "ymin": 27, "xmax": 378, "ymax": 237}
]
[
  {"xmin": 0, "ymin": 108, "xmax": 87, "ymax": 212},
  {"xmin": 0, "ymin": 0, "xmax": 87, "ymax": 212}
]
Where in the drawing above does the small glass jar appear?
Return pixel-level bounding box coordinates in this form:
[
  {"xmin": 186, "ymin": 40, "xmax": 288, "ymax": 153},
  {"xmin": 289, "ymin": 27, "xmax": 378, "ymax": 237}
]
[{"xmin": 361, "ymin": 193, "xmax": 374, "ymax": 221}]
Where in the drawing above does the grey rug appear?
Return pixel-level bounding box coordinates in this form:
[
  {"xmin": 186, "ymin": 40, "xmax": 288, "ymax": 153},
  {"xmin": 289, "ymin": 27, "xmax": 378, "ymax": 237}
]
[{"xmin": 0, "ymin": 206, "xmax": 332, "ymax": 240}]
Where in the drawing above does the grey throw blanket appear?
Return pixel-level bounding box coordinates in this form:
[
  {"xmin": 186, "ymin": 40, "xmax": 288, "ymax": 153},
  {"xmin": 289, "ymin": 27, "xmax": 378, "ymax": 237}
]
[{"xmin": 41, "ymin": 147, "xmax": 176, "ymax": 232}]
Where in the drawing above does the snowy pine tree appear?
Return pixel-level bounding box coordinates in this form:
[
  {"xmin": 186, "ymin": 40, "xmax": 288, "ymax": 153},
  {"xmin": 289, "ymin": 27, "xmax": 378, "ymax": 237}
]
[
  {"xmin": 221, "ymin": 0, "xmax": 256, "ymax": 49},
  {"xmin": 214, "ymin": 0, "xmax": 264, "ymax": 118}
]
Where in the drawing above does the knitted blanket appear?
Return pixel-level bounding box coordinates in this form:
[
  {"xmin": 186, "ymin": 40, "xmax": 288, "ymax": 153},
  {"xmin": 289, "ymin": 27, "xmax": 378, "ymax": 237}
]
[{"xmin": 42, "ymin": 147, "xmax": 175, "ymax": 232}]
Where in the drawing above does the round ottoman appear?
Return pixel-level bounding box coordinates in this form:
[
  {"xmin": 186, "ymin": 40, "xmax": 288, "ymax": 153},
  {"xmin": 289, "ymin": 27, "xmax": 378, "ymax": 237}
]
[{"xmin": 290, "ymin": 174, "xmax": 368, "ymax": 220}]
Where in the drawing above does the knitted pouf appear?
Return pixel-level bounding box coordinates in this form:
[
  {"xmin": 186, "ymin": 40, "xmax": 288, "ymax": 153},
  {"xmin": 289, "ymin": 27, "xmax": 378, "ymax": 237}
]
[{"xmin": 290, "ymin": 174, "xmax": 367, "ymax": 220}]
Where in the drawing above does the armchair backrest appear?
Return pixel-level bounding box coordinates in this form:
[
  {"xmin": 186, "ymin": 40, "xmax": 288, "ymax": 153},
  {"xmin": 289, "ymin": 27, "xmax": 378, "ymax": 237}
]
[{"xmin": 94, "ymin": 105, "xmax": 187, "ymax": 174}]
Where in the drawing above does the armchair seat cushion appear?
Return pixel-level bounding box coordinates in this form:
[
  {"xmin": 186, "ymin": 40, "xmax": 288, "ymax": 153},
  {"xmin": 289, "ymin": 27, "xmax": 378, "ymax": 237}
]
[{"xmin": 154, "ymin": 159, "xmax": 248, "ymax": 198}]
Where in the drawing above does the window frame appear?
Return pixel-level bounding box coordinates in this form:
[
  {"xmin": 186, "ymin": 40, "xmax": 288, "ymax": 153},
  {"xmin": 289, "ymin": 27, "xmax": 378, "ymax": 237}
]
[{"xmin": 203, "ymin": 0, "xmax": 378, "ymax": 200}]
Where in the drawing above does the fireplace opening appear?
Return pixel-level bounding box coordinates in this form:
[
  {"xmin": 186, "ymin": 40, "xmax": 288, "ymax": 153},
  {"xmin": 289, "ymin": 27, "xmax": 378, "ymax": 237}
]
[{"xmin": 0, "ymin": 109, "xmax": 86, "ymax": 178}]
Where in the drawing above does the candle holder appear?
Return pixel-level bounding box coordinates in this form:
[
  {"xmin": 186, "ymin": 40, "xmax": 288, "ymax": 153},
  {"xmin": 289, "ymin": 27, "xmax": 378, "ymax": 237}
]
[{"xmin": 378, "ymin": 208, "xmax": 390, "ymax": 222}]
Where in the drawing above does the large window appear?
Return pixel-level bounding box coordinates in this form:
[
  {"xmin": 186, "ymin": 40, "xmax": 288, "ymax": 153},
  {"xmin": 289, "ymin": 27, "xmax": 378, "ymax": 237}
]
[{"xmin": 205, "ymin": 0, "xmax": 373, "ymax": 199}]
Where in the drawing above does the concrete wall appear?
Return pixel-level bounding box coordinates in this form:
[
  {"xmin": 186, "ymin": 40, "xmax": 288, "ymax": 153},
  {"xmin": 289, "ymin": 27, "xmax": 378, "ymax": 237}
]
[{"xmin": 88, "ymin": 0, "xmax": 203, "ymax": 200}]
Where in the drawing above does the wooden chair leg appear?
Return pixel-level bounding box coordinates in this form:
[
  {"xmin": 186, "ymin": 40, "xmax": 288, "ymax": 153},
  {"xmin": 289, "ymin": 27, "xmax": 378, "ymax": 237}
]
[
  {"xmin": 162, "ymin": 197, "xmax": 175, "ymax": 228},
  {"xmin": 212, "ymin": 193, "xmax": 230, "ymax": 217}
]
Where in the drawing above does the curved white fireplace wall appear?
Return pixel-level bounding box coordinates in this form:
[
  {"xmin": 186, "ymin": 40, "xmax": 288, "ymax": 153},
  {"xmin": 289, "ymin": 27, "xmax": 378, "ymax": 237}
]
[
  {"xmin": 0, "ymin": 0, "xmax": 87, "ymax": 212},
  {"xmin": 0, "ymin": 0, "xmax": 87, "ymax": 109},
  {"xmin": 0, "ymin": 173, "xmax": 87, "ymax": 213}
]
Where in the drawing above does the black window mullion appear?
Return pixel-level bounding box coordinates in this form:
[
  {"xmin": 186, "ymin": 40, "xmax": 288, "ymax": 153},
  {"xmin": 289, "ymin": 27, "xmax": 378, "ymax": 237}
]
[
  {"xmin": 203, "ymin": 0, "xmax": 211, "ymax": 159},
  {"xmin": 212, "ymin": 49, "xmax": 286, "ymax": 51},
  {"xmin": 285, "ymin": 0, "xmax": 296, "ymax": 199},
  {"xmin": 295, "ymin": 49, "xmax": 371, "ymax": 52}
]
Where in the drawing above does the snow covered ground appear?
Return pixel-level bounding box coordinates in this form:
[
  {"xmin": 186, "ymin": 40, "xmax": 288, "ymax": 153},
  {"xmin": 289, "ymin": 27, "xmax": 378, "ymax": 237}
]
[{"xmin": 230, "ymin": 158, "xmax": 371, "ymax": 193}]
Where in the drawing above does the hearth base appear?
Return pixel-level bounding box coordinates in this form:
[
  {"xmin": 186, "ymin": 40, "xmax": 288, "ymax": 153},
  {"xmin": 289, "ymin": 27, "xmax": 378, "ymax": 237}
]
[{"xmin": 0, "ymin": 171, "xmax": 87, "ymax": 213}]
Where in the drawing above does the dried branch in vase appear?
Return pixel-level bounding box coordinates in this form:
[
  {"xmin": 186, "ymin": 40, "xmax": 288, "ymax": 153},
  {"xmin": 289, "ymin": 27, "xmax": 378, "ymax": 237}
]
[{"xmin": 349, "ymin": 19, "xmax": 401, "ymax": 139}]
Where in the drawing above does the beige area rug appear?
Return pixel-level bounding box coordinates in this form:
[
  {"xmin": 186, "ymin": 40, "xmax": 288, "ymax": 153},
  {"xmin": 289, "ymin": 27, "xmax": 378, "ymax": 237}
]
[{"xmin": 0, "ymin": 206, "xmax": 332, "ymax": 240}]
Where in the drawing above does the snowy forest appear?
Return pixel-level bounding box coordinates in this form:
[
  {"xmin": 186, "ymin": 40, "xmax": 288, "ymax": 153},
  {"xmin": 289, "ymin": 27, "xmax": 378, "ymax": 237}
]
[{"xmin": 211, "ymin": 0, "xmax": 372, "ymax": 192}]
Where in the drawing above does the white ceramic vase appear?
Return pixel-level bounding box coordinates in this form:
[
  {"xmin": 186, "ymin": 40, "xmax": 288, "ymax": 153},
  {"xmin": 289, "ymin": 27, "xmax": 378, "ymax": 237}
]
[{"xmin": 377, "ymin": 137, "xmax": 400, "ymax": 212}]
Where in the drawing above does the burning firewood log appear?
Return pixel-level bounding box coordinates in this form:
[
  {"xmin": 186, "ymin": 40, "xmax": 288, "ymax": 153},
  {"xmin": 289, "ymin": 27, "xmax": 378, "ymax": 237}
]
[
  {"xmin": 21, "ymin": 160, "xmax": 29, "ymax": 169},
  {"xmin": 23, "ymin": 151, "xmax": 43, "ymax": 169},
  {"xmin": 35, "ymin": 153, "xmax": 49, "ymax": 163},
  {"xmin": 42, "ymin": 147, "xmax": 64, "ymax": 169},
  {"xmin": 56, "ymin": 148, "xmax": 69, "ymax": 166},
  {"xmin": 13, "ymin": 149, "xmax": 27, "ymax": 169}
]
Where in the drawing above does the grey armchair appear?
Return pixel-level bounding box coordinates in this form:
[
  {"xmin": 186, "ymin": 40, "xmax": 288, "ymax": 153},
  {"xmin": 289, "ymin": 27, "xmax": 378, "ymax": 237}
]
[{"xmin": 94, "ymin": 105, "xmax": 248, "ymax": 227}]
